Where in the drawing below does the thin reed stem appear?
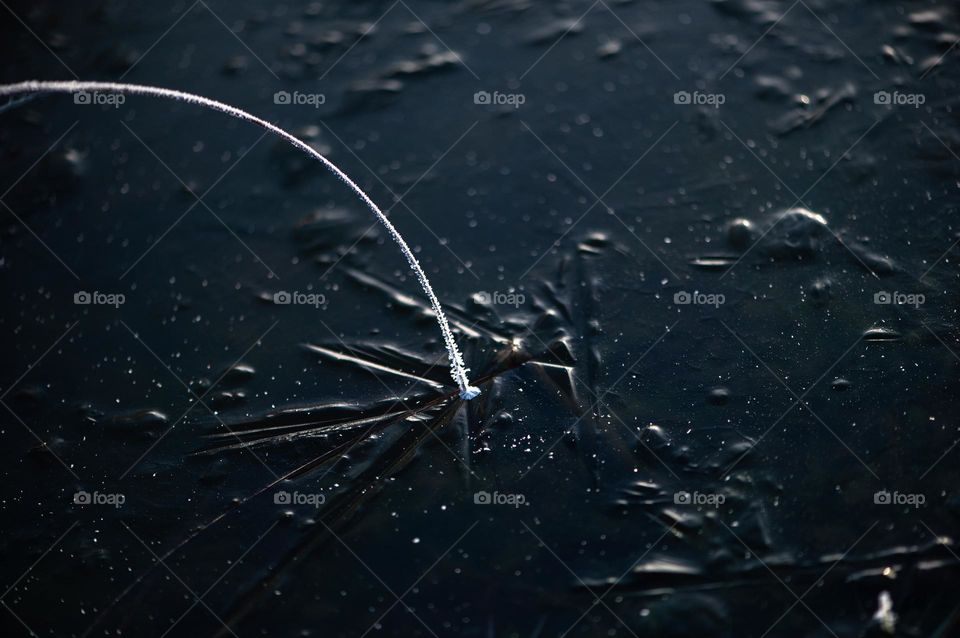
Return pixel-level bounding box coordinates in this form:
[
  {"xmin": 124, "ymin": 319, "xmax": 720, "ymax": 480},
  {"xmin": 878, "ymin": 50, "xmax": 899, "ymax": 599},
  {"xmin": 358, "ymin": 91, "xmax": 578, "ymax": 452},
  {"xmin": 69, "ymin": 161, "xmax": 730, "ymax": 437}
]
[{"xmin": 0, "ymin": 80, "xmax": 480, "ymax": 399}]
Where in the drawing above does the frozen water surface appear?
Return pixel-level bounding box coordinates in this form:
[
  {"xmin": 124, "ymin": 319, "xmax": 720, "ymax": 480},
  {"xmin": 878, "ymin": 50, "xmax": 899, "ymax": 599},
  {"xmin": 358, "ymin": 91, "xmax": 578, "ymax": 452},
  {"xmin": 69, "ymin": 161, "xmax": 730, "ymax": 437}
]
[{"xmin": 1, "ymin": 0, "xmax": 959, "ymax": 636}]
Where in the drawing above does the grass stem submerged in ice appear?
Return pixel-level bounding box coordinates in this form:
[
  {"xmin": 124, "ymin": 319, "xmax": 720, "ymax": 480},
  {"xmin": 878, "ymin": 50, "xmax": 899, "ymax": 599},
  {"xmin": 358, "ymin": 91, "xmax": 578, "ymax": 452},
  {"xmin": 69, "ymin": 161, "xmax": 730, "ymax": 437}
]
[{"xmin": 0, "ymin": 80, "xmax": 479, "ymax": 399}]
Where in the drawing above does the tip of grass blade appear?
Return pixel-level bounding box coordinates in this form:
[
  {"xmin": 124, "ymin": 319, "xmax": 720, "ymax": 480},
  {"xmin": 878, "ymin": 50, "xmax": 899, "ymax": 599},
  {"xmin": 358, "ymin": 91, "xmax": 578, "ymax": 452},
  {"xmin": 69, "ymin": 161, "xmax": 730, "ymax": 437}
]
[{"xmin": 459, "ymin": 386, "xmax": 481, "ymax": 400}]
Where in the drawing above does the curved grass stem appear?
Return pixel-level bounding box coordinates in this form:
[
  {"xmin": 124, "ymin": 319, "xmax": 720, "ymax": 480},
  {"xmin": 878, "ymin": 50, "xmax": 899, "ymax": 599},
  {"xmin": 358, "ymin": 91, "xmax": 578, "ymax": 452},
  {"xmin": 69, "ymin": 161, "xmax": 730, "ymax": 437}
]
[{"xmin": 0, "ymin": 80, "xmax": 480, "ymax": 399}]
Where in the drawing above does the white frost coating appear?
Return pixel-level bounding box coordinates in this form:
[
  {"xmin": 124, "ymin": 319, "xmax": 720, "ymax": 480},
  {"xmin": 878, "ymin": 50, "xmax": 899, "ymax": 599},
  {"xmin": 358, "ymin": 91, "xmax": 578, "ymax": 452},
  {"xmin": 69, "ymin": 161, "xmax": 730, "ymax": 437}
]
[
  {"xmin": 0, "ymin": 80, "xmax": 480, "ymax": 399},
  {"xmin": 872, "ymin": 591, "xmax": 896, "ymax": 635}
]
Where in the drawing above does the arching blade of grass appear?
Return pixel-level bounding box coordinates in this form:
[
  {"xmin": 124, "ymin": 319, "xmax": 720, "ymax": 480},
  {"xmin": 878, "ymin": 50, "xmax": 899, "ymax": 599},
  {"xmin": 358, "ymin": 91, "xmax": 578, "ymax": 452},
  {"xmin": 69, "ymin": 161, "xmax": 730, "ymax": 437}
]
[{"xmin": 0, "ymin": 79, "xmax": 480, "ymax": 399}]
